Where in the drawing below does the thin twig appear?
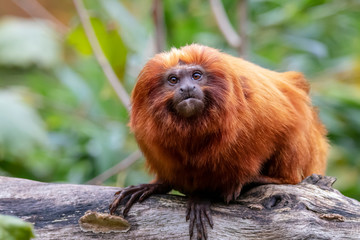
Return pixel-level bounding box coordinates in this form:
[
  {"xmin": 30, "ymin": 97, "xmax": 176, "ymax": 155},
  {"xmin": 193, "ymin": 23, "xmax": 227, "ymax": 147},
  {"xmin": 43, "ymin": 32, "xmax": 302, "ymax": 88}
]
[
  {"xmin": 237, "ymin": 0, "xmax": 248, "ymax": 58},
  {"xmin": 209, "ymin": 0, "xmax": 242, "ymax": 52},
  {"xmin": 73, "ymin": 0, "xmax": 131, "ymax": 112},
  {"xmin": 87, "ymin": 150, "xmax": 143, "ymax": 185},
  {"xmin": 11, "ymin": 0, "xmax": 69, "ymax": 34},
  {"xmin": 152, "ymin": 0, "xmax": 166, "ymax": 52}
]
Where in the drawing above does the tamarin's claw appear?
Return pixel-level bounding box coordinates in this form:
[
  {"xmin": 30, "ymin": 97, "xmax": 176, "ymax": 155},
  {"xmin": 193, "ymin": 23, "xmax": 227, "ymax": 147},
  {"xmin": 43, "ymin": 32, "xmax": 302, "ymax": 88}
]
[
  {"xmin": 109, "ymin": 183, "xmax": 171, "ymax": 216},
  {"xmin": 186, "ymin": 197, "xmax": 213, "ymax": 240}
]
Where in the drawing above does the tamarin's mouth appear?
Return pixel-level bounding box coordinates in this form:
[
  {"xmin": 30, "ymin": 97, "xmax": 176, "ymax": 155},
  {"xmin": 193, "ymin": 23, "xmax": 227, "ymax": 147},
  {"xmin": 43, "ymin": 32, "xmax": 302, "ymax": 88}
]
[
  {"xmin": 179, "ymin": 96, "xmax": 201, "ymax": 105},
  {"xmin": 182, "ymin": 96, "xmax": 196, "ymax": 100},
  {"xmin": 175, "ymin": 98, "xmax": 204, "ymax": 117},
  {"xmin": 181, "ymin": 93, "xmax": 200, "ymax": 101}
]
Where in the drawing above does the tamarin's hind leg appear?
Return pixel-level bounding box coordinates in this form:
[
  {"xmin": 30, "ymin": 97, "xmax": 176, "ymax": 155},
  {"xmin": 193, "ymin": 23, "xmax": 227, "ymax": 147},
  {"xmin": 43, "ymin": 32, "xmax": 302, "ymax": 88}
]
[
  {"xmin": 261, "ymin": 144, "xmax": 309, "ymax": 185},
  {"xmin": 223, "ymin": 183, "xmax": 243, "ymax": 204},
  {"xmin": 109, "ymin": 183, "xmax": 172, "ymax": 216}
]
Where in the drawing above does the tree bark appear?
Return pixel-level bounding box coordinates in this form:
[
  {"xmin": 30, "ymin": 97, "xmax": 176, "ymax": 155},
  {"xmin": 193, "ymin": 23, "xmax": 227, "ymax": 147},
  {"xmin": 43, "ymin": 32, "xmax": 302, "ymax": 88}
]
[{"xmin": 0, "ymin": 174, "xmax": 359, "ymax": 239}]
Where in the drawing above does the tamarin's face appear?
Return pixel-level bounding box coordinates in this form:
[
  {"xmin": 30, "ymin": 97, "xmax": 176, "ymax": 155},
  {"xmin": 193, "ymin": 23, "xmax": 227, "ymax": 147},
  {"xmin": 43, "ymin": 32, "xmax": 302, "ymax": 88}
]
[
  {"xmin": 131, "ymin": 45, "xmax": 231, "ymax": 128},
  {"xmin": 164, "ymin": 65, "xmax": 207, "ymax": 118}
]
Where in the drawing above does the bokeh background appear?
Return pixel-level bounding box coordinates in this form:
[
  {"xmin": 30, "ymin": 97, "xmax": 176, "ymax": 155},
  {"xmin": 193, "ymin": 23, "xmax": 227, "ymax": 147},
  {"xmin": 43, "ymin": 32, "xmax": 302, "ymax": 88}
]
[{"xmin": 0, "ymin": 0, "xmax": 359, "ymax": 200}]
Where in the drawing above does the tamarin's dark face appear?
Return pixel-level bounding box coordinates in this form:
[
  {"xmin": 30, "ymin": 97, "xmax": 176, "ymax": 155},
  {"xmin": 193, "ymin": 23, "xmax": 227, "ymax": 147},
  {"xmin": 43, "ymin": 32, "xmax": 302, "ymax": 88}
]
[{"xmin": 164, "ymin": 65, "xmax": 207, "ymax": 118}]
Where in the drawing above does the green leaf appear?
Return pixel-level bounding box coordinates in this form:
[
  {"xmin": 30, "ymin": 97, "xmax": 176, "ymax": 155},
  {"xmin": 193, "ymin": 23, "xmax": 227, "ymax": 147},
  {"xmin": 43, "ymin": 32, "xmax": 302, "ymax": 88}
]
[
  {"xmin": 283, "ymin": 35, "xmax": 328, "ymax": 58},
  {"xmin": 100, "ymin": 0, "xmax": 148, "ymax": 52},
  {"xmin": 67, "ymin": 18, "xmax": 127, "ymax": 80},
  {"xmin": 91, "ymin": 18, "xmax": 128, "ymax": 80},
  {"xmin": 0, "ymin": 215, "xmax": 35, "ymax": 240},
  {"xmin": 0, "ymin": 17, "xmax": 62, "ymax": 69},
  {"xmin": 55, "ymin": 66, "xmax": 95, "ymax": 106},
  {"xmin": 66, "ymin": 24, "xmax": 92, "ymax": 55}
]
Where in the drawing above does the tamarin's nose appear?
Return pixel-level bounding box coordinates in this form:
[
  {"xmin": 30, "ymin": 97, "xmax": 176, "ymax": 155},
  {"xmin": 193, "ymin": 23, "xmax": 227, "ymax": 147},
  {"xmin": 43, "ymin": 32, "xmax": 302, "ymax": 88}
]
[{"xmin": 180, "ymin": 84, "xmax": 196, "ymax": 94}]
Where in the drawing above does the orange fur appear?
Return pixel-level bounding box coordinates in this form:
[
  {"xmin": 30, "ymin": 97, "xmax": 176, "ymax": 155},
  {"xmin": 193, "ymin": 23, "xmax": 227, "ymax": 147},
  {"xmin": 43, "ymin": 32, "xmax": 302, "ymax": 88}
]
[{"xmin": 130, "ymin": 44, "xmax": 328, "ymax": 200}]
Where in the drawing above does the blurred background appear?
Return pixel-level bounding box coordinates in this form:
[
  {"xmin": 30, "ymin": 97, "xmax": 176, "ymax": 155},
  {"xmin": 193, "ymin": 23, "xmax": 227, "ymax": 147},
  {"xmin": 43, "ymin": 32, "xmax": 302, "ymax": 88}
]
[{"xmin": 0, "ymin": 0, "xmax": 359, "ymax": 200}]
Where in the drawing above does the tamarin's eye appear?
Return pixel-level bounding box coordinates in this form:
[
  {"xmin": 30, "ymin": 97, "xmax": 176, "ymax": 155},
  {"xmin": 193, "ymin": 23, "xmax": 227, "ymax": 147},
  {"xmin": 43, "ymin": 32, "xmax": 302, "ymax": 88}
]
[
  {"xmin": 168, "ymin": 76, "xmax": 179, "ymax": 85},
  {"xmin": 192, "ymin": 71, "xmax": 202, "ymax": 80}
]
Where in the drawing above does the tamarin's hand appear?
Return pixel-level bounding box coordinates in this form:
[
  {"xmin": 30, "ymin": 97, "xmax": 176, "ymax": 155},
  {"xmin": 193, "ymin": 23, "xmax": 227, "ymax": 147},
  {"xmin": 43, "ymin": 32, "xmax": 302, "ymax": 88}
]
[{"xmin": 109, "ymin": 44, "xmax": 328, "ymax": 239}]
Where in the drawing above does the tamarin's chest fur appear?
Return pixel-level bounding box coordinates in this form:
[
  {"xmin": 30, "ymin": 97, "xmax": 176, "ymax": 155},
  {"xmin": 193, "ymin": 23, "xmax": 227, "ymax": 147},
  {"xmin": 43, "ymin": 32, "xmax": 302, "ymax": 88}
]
[{"xmin": 138, "ymin": 120, "xmax": 287, "ymax": 196}]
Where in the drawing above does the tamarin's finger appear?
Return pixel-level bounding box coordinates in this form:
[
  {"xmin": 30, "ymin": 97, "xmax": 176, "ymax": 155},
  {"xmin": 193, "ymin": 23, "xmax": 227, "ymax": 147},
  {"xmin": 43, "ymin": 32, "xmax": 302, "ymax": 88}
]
[
  {"xmin": 200, "ymin": 210, "xmax": 207, "ymax": 240},
  {"xmin": 204, "ymin": 208, "xmax": 213, "ymax": 228},
  {"xmin": 138, "ymin": 189, "xmax": 153, "ymax": 202},
  {"xmin": 186, "ymin": 203, "xmax": 191, "ymax": 221},
  {"xmin": 109, "ymin": 198, "xmax": 120, "ymax": 215},
  {"xmin": 195, "ymin": 206, "xmax": 202, "ymax": 239},
  {"xmin": 123, "ymin": 190, "xmax": 143, "ymax": 217},
  {"xmin": 189, "ymin": 204, "xmax": 195, "ymax": 238}
]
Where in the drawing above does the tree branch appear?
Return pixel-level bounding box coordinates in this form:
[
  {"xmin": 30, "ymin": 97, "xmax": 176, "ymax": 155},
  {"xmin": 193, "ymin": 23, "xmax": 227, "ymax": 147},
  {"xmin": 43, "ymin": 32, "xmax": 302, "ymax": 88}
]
[
  {"xmin": 209, "ymin": 0, "xmax": 242, "ymax": 52},
  {"xmin": 11, "ymin": 0, "xmax": 69, "ymax": 34},
  {"xmin": 73, "ymin": 0, "xmax": 131, "ymax": 112},
  {"xmin": 237, "ymin": 0, "xmax": 248, "ymax": 58},
  {"xmin": 1, "ymin": 175, "xmax": 360, "ymax": 239},
  {"xmin": 152, "ymin": 0, "xmax": 166, "ymax": 53}
]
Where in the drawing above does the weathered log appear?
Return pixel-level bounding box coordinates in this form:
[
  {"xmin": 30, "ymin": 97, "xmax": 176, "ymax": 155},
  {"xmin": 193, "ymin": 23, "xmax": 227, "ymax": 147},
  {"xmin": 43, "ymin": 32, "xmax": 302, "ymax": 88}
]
[{"xmin": 0, "ymin": 174, "xmax": 359, "ymax": 239}]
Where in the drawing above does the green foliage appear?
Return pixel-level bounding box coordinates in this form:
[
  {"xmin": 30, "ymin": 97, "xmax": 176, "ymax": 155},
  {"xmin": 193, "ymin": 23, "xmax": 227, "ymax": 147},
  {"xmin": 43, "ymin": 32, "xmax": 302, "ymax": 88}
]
[
  {"xmin": 0, "ymin": 89, "xmax": 47, "ymax": 156},
  {"xmin": 313, "ymin": 80, "xmax": 360, "ymax": 199},
  {"xmin": 0, "ymin": 0, "xmax": 359, "ymax": 200},
  {"xmin": 0, "ymin": 17, "xmax": 61, "ymax": 69},
  {"xmin": 0, "ymin": 9, "xmax": 141, "ymax": 184},
  {"xmin": 0, "ymin": 215, "xmax": 34, "ymax": 240}
]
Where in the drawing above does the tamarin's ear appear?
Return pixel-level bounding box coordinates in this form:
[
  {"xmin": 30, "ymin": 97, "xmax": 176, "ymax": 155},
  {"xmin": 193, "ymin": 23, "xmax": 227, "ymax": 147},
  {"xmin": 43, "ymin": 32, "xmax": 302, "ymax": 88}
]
[
  {"xmin": 240, "ymin": 76, "xmax": 251, "ymax": 99},
  {"xmin": 283, "ymin": 71, "xmax": 310, "ymax": 94},
  {"xmin": 178, "ymin": 59, "xmax": 186, "ymax": 65}
]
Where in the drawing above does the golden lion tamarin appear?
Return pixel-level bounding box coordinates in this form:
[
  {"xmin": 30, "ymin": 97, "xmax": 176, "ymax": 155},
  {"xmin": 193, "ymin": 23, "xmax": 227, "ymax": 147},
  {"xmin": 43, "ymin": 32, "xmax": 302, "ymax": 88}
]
[{"xmin": 109, "ymin": 44, "xmax": 328, "ymax": 239}]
